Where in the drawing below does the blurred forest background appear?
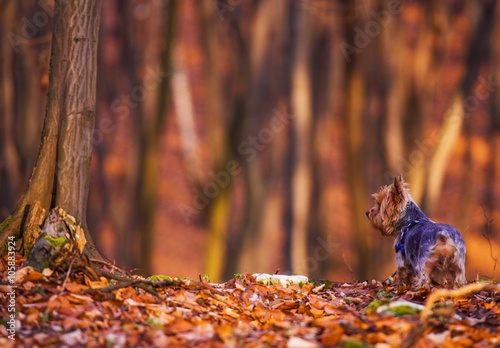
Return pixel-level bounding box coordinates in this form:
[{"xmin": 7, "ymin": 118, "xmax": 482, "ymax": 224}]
[{"xmin": 1, "ymin": 0, "xmax": 500, "ymax": 282}]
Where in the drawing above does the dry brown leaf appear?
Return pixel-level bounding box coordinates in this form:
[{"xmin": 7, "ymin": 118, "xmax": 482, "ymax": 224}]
[
  {"xmin": 67, "ymin": 292, "xmax": 94, "ymax": 304},
  {"xmin": 318, "ymin": 325, "xmax": 344, "ymax": 346},
  {"xmin": 62, "ymin": 317, "xmax": 85, "ymax": 330},
  {"xmin": 15, "ymin": 266, "xmax": 43, "ymax": 283},
  {"xmin": 25, "ymin": 312, "xmax": 39, "ymax": 324},
  {"xmin": 2, "ymin": 254, "xmax": 499, "ymax": 347},
  {"xmin": 86, "ymin": 276, "xmax": 109, "ymax": 289},
  {"xmin": 214, "ymin": 323, "xmax": 234, "ymax": 343},
  {"xmin": 167, "ymin": 318, "xmax": 195, "ymax": 334},
  {"xmin": 64, "ymin": 282, "xmax": 89, "ymax": 293}
]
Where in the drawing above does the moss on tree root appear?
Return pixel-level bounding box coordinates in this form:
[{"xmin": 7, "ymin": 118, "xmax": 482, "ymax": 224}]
[{"xmin": 0, "ymin": 215, "xmax": 12, "ymax": 232}]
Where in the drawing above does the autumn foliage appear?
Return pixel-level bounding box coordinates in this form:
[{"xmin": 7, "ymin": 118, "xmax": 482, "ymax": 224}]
[{"xmin": 1, "ymin": 255, "xmax": 499, "ymax": 347}]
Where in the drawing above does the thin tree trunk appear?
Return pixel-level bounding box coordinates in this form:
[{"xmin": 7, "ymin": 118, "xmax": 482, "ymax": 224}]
[
  {"xmin": 343, "ymin": 0, "xmax": 370, "ymax": 280},
  {"xmin": 139, "ymin": 0, "xmax": 176, "ymax": 273},
  {"xmin": 425, "ymin": 1, "xmax": 495, "ymax": 213},
  {"xmin": 236, "ymin": 0, "xmax": 283, "ymax": 275},
  {"xmin": 0, "ymin": 1, "xmax": 22, "ymax": 215},
  {"xmin": 200, "ymin": 0, "xmax": 231, "ymax": 280},
  {"xmin": 290, "ymin": 4, "xmax": 313, "ymax": 275}
]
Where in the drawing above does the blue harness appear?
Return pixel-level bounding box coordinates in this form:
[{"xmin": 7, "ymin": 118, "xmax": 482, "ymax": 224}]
[{"xmin": 395, "ymin": 220, "xmax": 420, "ymax": 254}]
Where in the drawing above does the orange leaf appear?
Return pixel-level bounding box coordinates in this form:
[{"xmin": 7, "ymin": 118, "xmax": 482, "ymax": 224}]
[
  {"xmin": 65, "ymin": 282, "xmax": 89, "ymax": 293},
  {"xmin": 26, "ymin": 312, "xmax": 40, "ymax": 324},
  {"xmin": 15, "ymin": 267, "xmax": 43, "ymax": 283}
]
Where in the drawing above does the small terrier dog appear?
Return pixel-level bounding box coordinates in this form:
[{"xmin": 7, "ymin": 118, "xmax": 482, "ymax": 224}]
[{"xmin": 366, "ymin": 175, "xmax": 466, "ymax": 288}]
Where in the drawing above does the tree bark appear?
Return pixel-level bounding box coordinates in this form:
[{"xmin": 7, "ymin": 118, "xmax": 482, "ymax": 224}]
[
  {"xmin": 0, "ymin": 0, "xmax": 102, "ymax": 260},
  {"xmin": 54, "ymin": 0, "xmax": 101, "ymax": 231}
]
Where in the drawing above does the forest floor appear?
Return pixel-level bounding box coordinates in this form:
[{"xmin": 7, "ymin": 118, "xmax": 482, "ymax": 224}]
[{"xmin": 0, "ymin": 254, "xmax": 499, "ymax": 347}]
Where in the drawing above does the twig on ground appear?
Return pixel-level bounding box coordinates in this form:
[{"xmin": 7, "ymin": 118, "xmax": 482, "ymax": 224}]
[
  {"xmin": 90, "ymin": 257, "xmax": 133, "ymax": 277},
  {"xmin": 420, "ymin": 282, "xmax": 500, "ymax": 320},
  {"xmin": 402, "ymin": 282, "xmax": 500, "ymax": 348},
  {"xmin": 342, "ymin": 252, "xmax": 356, "ymax": 282},
  {"xmin": 480, "ymin": 204, "xmax": 498, "ymax": 274},
  {"xmin": 59, "ymin": 258, "xmax": 75, "ymax": 293},
  {"xmin": 81, "ymin": 278, "xmax": 176, "ymax": 298}
]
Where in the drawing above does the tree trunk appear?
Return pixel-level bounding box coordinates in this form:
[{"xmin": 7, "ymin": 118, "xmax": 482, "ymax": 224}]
[
  {"xmin": 425, "ymin": 1, "xmax": 495, "ymax": 213},
  {"xmin": 343, "ymin": 0, "xmax": 370, "ymax": 280},
  {"xmin": 289, "ymin": 4, "xmax": 313, "ymax": 275},
  {"xmin": 0, "ymin": 0, "xmax": 102, "ymax": 260}
]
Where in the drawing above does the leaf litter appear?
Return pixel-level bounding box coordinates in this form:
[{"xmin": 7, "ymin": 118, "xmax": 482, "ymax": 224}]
[{"xmin": 0, "ymin": 254, "xmax": 499, "ymax": 347}]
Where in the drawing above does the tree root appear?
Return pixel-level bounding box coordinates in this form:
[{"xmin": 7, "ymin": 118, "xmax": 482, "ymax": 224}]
[{"xmin": 15, "ymin": 206, "xmax": 181, "ymax": 301}]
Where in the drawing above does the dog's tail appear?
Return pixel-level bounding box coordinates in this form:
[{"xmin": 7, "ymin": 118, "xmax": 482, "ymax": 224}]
[
  {"xmin": 434, "ymin": 234, "xmax": 457, "ymax": 260},
  {"xmin": 426, "ymin": 234, "xmax": 464, "ymax": 287}
]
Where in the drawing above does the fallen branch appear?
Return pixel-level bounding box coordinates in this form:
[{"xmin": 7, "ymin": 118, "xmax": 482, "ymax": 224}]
[
  {"xmin": 420, "ymin": 282, "xmax": 500, "ymax": 320},
  {"xmin": 90, "ymin": 258, "xmax": 132, "ymax": 276},
  {"xmin": 402, "ymin": 281, "xmax": 499, "ymax": 348},
  {"xmin": 82, "ymin": 278, "xmax": 176, "ymax": 298},
  {"xmin": 59, "ymin": 258, "xmax": 76, "ymax": 294}
]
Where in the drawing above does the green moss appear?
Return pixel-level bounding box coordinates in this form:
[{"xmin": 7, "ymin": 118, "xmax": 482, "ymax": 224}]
[
  {"xmin": 322, "ymin": 280, "xmax": 332, "ymax": 288},
  {"xmin": 1, "ymin": 216, "xmax": 14, "ymax": 254},
  {"xmin": 0, "ymin": 215, "xmax": 12, "ymax": 231},
  {"xmin": 365, "ymin": 299, "xmax": 389, "ymax": 314},
  {"xmin": 40, "ymin": 313, "xmax": 49, "ymax": 324},
  {"xmin": 340, "ymin": 338, "xmax": 374, "ymax": 348},
  {"xmin": 375, "ymin": 290, "xmax": 394, "ymax": 299},
  {"xmin": 147, "ymin": 274, "xmax": 172, "ymax": 281},
  {"xmin": 145, "ymin": 317, "xmax": 163, "ymax": 330},
  {"xmin": 44, "ymin": 235, "xmax": 67, "ymax": 247},
  {"xmin": 387, "ymin": 305, "xmax": 420, "ymax": 316}
]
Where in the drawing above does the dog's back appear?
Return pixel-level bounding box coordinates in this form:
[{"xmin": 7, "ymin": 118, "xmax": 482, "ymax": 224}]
[
  {"xmin": 425, "ymin": 232, "xmax": 465, "ymax": 287},
  {"xmin": 405, "ymin": 222, "xmax": 466, "ymax": 287}
]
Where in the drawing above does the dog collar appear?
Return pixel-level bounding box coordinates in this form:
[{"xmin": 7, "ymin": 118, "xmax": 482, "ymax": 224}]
[{"xmin": 395, "ymin": 219, "xmax": 420, "ymax": 254}]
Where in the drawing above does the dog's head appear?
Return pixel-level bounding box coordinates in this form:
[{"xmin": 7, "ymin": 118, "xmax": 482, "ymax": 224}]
[{"xmin": 366, "ymin": 175, "xmax": 412, "ymax": 236}]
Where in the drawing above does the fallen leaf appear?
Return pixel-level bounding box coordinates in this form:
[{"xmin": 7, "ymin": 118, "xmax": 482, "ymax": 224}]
[
  {"xmin": 287, "ymin": 336, "xmax": 319, "ymax": 348},
  {"xmin": 15, "ymin": 266, "xmax": 43, "ymax": 283},
  {"xmin": 64, "ymin": 282, "xmax": 89, "ymax": 293}
]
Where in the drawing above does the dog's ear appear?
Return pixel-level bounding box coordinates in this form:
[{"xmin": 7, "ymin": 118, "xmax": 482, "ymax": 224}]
[{"xmin": 393, "ymin": 175, "xmax": 404, "ymax": 194}]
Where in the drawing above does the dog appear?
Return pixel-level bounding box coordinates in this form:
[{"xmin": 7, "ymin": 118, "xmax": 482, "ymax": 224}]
[{"xmin": 366, "ymin": 175, "xmax": 466, "ymax": 288}]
